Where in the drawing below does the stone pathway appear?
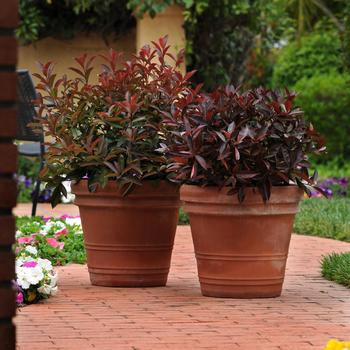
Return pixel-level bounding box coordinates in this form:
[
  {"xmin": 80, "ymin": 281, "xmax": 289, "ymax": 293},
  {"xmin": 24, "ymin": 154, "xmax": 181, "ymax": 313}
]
[{"xmin": 15, "ymin": 204, "xmax": 350, "ymax": 349}]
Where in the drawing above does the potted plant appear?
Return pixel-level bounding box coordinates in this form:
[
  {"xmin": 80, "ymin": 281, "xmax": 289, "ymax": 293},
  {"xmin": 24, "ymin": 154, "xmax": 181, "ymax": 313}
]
[
  {"xmin": 160, "ymin": 86, "xmax": 325, "ymax": 298},
  {"xmin": 33, "ymin": 36, "xmax": 194, "ymax": 287}
]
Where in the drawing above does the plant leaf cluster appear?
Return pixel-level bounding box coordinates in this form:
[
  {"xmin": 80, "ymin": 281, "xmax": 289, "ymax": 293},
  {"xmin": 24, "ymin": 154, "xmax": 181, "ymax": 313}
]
[
  {"xmin": 33, "ymin": 36, "xmax": 193, "ymax": 204},
  {"xmin": 160, "ymin": 85, "xmax": 326, "ymax": 201}
]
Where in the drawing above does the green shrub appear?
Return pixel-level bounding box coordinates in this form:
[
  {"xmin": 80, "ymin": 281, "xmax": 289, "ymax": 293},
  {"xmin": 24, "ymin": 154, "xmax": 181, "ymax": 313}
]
[
  {"xmin": 272, "ymin": 31, "xmax": 343, "ymax": 88},
  {"xmin": 316, "ymin": 160, "xmax": 350, "ymax": 179},
  {"xmin": 17, "ymin": 155, "xmax": 40, "ymax": 203},
  {"xmin": 294, "ymin": 72, "xmax": 350, "ymax": 161},
  {"xmin": 321, "ymin": 252, "xmax": 350, "ymax": 288},
  {"xmin": 178, "ymin": 207, "xmax": 189, "ymax": 225},
  {"xmin": 293, "ymin": 198, "xmax": 350, "ymax": 241}
]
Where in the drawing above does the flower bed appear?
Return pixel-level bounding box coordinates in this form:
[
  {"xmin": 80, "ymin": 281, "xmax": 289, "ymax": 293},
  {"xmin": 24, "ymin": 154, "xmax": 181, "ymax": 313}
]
[
  {"xmin": 14, "ymin": 246, "xmax": 57, "ymax": 305},
  {"xmin": 15, "ymin": 216, "xmax": 86, "ymax": 306},
  {"xmin": 311, "ymin": 177, "xmax": 349, "ymax": 198}
]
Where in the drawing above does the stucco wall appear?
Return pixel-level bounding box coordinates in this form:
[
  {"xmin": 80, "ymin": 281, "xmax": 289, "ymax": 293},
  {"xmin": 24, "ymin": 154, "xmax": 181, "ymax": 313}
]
[
  {"xmin": 18, "ymin": 30, "xmax": 136, "ymax": 83},
  {"xmin": 136, "ymin": 5, "xmax": 185, "ymax": 73}
]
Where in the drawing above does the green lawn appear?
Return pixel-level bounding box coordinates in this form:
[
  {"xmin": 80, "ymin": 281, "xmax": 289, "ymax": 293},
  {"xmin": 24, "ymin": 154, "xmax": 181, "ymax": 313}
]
[
  {"xmin": 293, "ymin": 197, "xmax": 350, "ymax": 242},
  {"xmin": 295, "ymin": 198, "xmax": 350, "ymax": 289}
]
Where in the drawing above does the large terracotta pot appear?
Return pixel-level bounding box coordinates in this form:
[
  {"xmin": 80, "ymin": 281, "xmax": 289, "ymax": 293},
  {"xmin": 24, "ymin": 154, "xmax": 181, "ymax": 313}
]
[
  {"xmin": 72, "ymin": 180, "xmax": 180, "ymax": 287},
  {"xmin": 181, "ymin": 185, "xmax": 303, "ymax": 298}
]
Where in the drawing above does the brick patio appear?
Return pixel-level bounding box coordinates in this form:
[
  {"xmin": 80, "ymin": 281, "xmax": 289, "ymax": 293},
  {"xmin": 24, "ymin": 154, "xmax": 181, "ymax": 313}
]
[{"xmin": 15, "ymin": 204, "xmax": 350, "ymax": 349}]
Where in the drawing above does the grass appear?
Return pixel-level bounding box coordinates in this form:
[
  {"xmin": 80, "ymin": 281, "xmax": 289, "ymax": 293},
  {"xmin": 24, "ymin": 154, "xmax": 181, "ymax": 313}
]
[
  {"xmin": 295, "ymin": 197, "xmax": 350, "ymax": 289},
  {"xmin": 321, "ymin": 252, "xmax": 350, "ymax": 288},
  {"xmin": 293, "ymin": 197, "xmax": 350, "ymax": 242}
]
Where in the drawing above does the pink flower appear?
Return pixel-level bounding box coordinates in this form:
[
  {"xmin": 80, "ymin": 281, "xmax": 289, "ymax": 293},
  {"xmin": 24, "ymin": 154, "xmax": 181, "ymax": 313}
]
[
  {"xmin": 42, "ymin": 216, "xmax": 51, "ymax": 222},
  {"xmin": 16, "ymin": 292, "xmax": 24, "ymax": 304},
  {"xmin": 46, "ymin": 237, "xmax": 64, "ymax": 250},
  {"xmin": 54, "ymin": 228, "xmax": 68, "ymax": 238},
  {"xmin": 17, "ymin": 236, "xmax": 33, "ymax": 244},
  {"xmin": 22, "ymin": 261, "xmax": 38, "ymax": 268}
]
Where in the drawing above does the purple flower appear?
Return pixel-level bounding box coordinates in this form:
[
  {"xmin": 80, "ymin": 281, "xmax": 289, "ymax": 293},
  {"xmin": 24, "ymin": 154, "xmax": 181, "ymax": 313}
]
[
  {"xmin": 12, "ymin": 280, "xmax": 24, "ymax": 304},
  {"xmin": 322, "ymin": 179, "xmax": 333, "ymax": 187},
  {"xmin": 42, "ymin": 189, "xmax": 51, "ymax": 201},
  {"xmin": 32, "ymin": 188, "xmax": 52, "ymax": 203},
  {"xmin": 325, "ymin": 188, "xmax": 333, "ymax": 198},
  {"xmin": 338, "ymin": 177, "xmax": 348, "ymax": 186},
  {"xmin": 312, "ymin": 176, "xmax": 349, "ymax": 198},
  {"xmin": 24, "ymin": 178, "xmax": 32, "ymax": 188},
  {"xmin": 18, "ymin": 175, "xmax": 26, "ymax": 183}
]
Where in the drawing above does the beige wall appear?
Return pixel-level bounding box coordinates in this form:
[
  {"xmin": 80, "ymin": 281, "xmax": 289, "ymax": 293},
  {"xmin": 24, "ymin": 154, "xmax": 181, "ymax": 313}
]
[
  {"xmin": 18, "ymin": 30, "xmax": 136, "ymax": 84},
  {"xmin": 136, "ymin": 5, "xmax": 185, "ymax": 73}
]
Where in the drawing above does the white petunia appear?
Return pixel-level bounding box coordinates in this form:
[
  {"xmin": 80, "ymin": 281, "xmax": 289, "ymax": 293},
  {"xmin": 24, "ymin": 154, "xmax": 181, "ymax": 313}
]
[
  {"xmin": 49, "ymin": 271, "xmax": 58, "ymax": 287},
  {"xmin": 25, "ymin": 265, "xmax": 44, "ymax": 285},
  {"xmin": 40, "ymin": 220, "xmax": 66, "ymax": 235},
  {"xmin": 50, "ymin": 286, "xmax": 58, "ymax": 296},
  {"xmin": 37, "ymin": 284, "xmax": 52, "ymax": 295},
  {"xmin": 37, "ymin": 258, "xmax": 52, "ymax": 272},
  {"xmin": 25, "ymin": 246, "xmax": 38, "ymax": 256},
  {"xmin": 17, "ymin": 274, "xmax": 30, "ymax": 289},
  {"xmin": 15, "ymin": 230, "xmax": 23, "ymax": 238},
  {"xmin": 16, "ymin": 258, "xmax": 24, "ymax": 270},
  {"xmin": 65, "ymin": 217, "xmax": 81, "ymax": 226}
]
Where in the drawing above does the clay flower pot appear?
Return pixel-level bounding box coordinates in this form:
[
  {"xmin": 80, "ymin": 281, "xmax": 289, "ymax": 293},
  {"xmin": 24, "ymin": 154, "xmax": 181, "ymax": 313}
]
[
  {"xmin": 72, "ymin": 180, "xmax": 180, "ymax": 287},
  {"xmin": 181, "ymin": 185, "xmax": 303, "ymax": 298}
]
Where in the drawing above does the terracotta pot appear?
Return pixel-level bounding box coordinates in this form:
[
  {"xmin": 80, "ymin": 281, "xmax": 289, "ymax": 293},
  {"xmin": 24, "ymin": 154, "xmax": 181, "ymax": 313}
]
[
  {"xmin": 181, "ymin": 185, "xmax": 303, "ymax": 298},
  {"xmin": 72, "ymin": 180, "xmax": 180, "ymax": 287}
]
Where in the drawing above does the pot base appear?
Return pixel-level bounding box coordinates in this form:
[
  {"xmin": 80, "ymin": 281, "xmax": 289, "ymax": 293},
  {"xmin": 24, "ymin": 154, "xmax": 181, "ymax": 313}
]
[
  {"xmin": 200, "ymin": 283, "xmax": 282, "ymax": 298},
  {"xmin": 89, "ymin": 272, "xmax": 168, "ymax": 287}
]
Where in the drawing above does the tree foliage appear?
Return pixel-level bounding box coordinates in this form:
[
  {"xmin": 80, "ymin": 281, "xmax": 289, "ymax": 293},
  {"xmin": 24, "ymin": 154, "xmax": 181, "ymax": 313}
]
[
  {"xmin": 294, "ymin": 72, "xmax": 350, "ymax": 161},
  {"xmin": 272, "ymin": 31, "xmax": 343, "ymax": 88},
  {"xmin": 16, "ymin": 0, "xmax": 135, "ymax": 45}
]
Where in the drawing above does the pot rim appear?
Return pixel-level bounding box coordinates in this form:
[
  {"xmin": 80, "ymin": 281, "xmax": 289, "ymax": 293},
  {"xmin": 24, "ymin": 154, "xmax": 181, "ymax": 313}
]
[
  {"xmin": 72, "ymin": 179, "xmax": 181, "ymax": 207},
  {"xmin": 180, "ymin": 184, "xmax": 303, "ymax": 215},
  {"xmin": 72, "ymin": 178, "xmax": 179, "ymax": 192}
]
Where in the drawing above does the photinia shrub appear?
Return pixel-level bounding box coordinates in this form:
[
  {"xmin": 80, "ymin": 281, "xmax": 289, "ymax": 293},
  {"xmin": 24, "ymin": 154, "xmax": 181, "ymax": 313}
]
[
  {"xmin": 160, "ymin": 85, "xmax": 326, "ymax": 201},
  {"xmin": 32, "ymin": 36, "xmax": 195, "ymax": 206}
]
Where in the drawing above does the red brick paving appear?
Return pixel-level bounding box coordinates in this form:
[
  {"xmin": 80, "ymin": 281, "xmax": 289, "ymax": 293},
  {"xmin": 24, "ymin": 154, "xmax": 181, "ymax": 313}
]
[
  {"xmin": 15, "ymin": 204, "xmax": 350, "ymax": 349},
  {"xmin": 14, "ymin": 203, "xmax": 79, "ymax": 217}
]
